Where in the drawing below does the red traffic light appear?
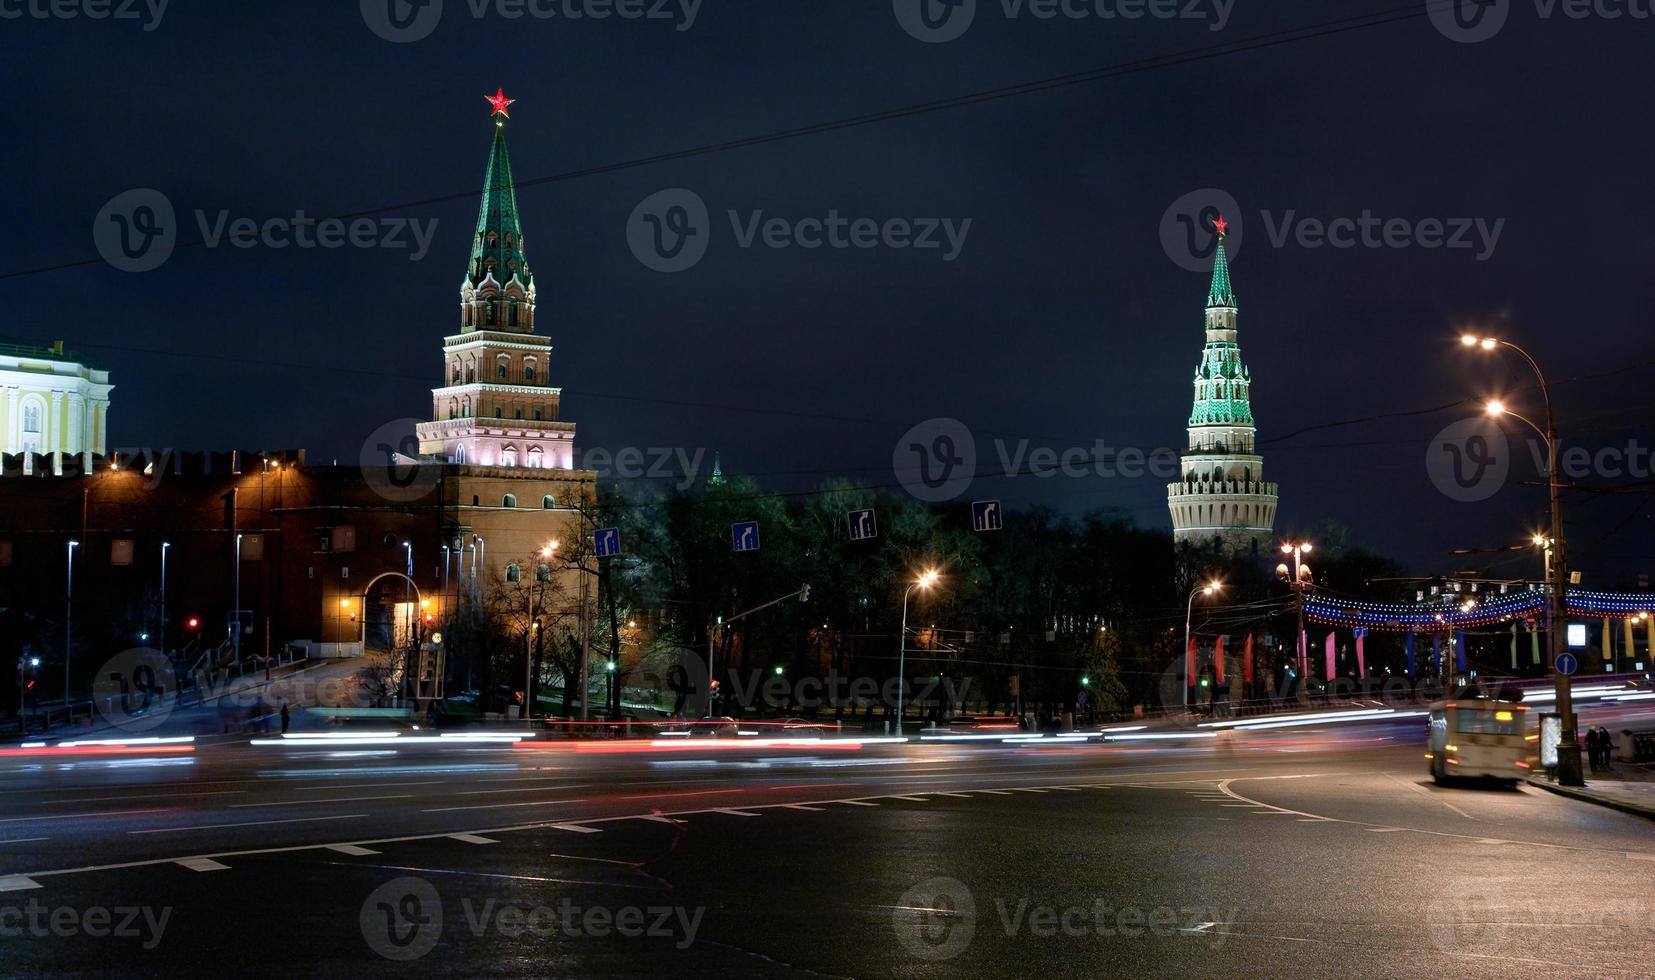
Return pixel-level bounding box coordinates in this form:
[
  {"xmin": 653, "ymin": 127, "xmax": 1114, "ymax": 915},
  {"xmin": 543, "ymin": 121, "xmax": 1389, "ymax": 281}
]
[{"xmin": 186, "ymin": 617, "xmax": 200, "ymax": 630}]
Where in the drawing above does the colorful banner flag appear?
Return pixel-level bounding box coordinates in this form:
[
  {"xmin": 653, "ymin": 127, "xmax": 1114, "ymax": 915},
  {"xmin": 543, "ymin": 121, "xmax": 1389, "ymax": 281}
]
[
  {"xmin": 1454, "ymin": 630, "xmax": 1467, "ymax": 673},
  {"xmin": 1432, "ymin": 633, "xmax": 1442, "ymax": 671},
  {"xmin": 1214, "ymin": 635, "xmax": 1226, "ymax": 685},
  {"xmin": 1325, "ymin": 632, "xmax": 1336, "ymax": 680},
  {"xmin": 1405, "ymin": 632, "xmax": 1416, "ymax": 676},
  {"xmin": 1531, "ymin": 628, "xmax": 1541, "ymax": 665},
  {"xmin": 1243, "ymin": 634, "xmax": 1255, "ymax": 685},
  {"xmin": 1187, "ymin": 636, "xmax": 1197, "ymax": 687},
  {"xmin": 1510, "ymin": 622, "xmax": 1518, "ymax": 670},
  {"xmin": 1299, "ymin": 630, "xmax": 1308, "ymax": 678},
  {"xmin": 1355, "ymin": 628, "xmax": 1366, "ymax": 678},
  {"xmin": 1603, "ymin": 617, "xmax": 1613, "ymax": 661}
]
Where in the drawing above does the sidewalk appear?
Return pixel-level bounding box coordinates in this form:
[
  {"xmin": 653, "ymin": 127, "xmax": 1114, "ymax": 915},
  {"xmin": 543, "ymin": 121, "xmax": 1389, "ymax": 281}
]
[{"xmin": 1526, "ymin": 762, "xmax": 1655, "ymax": 820}]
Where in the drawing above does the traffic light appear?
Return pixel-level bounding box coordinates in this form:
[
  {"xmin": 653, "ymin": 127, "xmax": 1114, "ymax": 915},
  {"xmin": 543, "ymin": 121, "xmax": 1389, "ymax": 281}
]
[
  {"xmin": 799, "ymin": 583, "xmax": 811, "ymax": 602},
  {"xmin": 186, "ymin": 616, "xmax": 200, "ymax": 631},
  {"xmin": 1199, "ymin": 675, "xmax": 1211, "ymax": 689}
]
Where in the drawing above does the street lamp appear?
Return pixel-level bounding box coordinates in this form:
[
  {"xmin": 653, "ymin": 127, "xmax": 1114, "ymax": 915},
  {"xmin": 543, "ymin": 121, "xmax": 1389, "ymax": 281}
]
[
  {"xmin": 1183, "ymin": 579, "xmax": 1223, "ymax": 706},
  {"xmin": 896, "ymin": 568, "xmax": 940, "ymax": 733},
  {"xmin": 66, "ymin": 540, "xmax": 79, "ymax": 707},
  {"xmin": 1464, "ymin": 332, "xmax": 1583, "ymax": 786},
  {"xmin": 159, "ymin": 541, "xmax": 171, "ymax": 656},
  {"xmin": 1279, "ymin": 541, "xmax": 1314, "ymax": 684}
]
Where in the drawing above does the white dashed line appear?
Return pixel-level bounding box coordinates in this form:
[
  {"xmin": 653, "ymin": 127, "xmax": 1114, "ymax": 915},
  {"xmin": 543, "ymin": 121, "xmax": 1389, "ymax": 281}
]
[
  {"xmin": 175, "ymin": 858, "xmax": 231, "ymax": 872},
  {"xmin": 549, "ymin": 824, "xmax": 602, "ymax": 834},
  {"xmin": 131, "ymin": 814, "xmax": 367, "ymax": 836},
  {"xmin": 714, "ymin": 809, "xmax": 761, "ymax": 817},
  {"xmin": 325, "ymin": 844, "xmax": 380, "ymax": 856},
  {"xmin": 448, "ymin": 834, "xmax": 499, "ymax": 844},
  {"xmin": 0, "ymin": 876, "xmax": 41, "ymax": 892}
]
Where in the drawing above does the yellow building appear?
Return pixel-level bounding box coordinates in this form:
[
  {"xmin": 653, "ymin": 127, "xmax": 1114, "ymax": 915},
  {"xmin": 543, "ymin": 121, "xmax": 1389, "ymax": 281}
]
[{"xmin": 0, "ymin": 339, "xmax": 113, "ymax": 456}]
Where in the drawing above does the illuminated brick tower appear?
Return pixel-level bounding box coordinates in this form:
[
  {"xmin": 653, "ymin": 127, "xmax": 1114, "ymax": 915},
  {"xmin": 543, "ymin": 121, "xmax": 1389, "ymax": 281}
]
[
  {"xmin": 417, "ymin": 90, "xmax": 575, "ymax": 468},
  {"xmin": 1166, "ymin": 217, "xmax": 1278, "ymax": 553}
]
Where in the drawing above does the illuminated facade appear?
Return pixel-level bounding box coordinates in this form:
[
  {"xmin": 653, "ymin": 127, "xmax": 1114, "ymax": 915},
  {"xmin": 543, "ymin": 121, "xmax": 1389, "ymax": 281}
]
[
  {"xmin": 417, "ymin": 91, "xmax": 575, "ymax": 469},
  {"xmin": 0, "ymin": 340, "xmax": 112, "ymax": 457},
  {"xmin": 1166, "ymin": 220, "xmax": 1279, "ymax": 553}
]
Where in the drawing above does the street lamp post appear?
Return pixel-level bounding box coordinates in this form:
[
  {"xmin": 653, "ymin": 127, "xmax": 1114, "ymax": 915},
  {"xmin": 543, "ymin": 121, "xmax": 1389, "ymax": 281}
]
[
  {"xmin": 233, "ymin": 533, "xmax": 244, "ymax": 669},
  {"xmin": 1280, "ymin": 542, "xmax": 1313, "ymax": 685},
  {"xmin": 159, "ymin": 541, "xmax": 170, "ymax": 656},
  {"xmin": 1183, "ymin": 580, "xmax": 1223, "ymax": 707},
  {"xmin": 896, "ymin": 568, "xmax": 940, "ymax": 734},
  {"xmin": 1463, "ymin": 333, "xmax": 1583, "ymax": 786},
  {"xmin": 66, "ymin": 540, "xmax": 79, "ymax": 709}
]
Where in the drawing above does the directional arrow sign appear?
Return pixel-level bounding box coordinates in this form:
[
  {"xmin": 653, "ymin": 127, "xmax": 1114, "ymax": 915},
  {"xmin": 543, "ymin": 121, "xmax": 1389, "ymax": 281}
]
[
  {"xmin": 594, "ymin": 527, "xmax": 622, "ymax": 558},
  {"xmin": 847, "ymin": 509, "xmax": 877, "ymax": 541},
  {"xmin": 1555, "ymin": 652, "xmax": 1577, "ymax": 676},
  {"xmin": 971, "ymin": 500, "xmax": 1003, "ymax": 532},
  {"xmin": 731, "ymin": 522, "xmax": 761, "ymax": 553}
]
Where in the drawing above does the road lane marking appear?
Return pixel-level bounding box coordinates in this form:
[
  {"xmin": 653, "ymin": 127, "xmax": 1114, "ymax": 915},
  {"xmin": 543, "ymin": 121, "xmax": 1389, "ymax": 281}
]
[
  {"xmin": 0, "ymin": 837, "xmax": 48, "ymax": 844},
  {"xmin": 635, "ymin": 815, "xmax": 682, "ymax": 824},
  {"xmin": 549, "ymin": 824, "xmax": 602, "ymax": 834},
  {"xmin": 714, "ymin": 809, "xmax": 762, "ymax": 817},
  {"xmin": 936, "ymin": 792, "xmax": 975, "ymax": 799},
  {"xmin": 448, "ymin": 834, "xmax": 499, "ymax": 844},
  {"xmin": 453, "ymin": 784, "xmax": 589, "ymax": 796},
  {"xmin": 1366, "ymin": 827, "xmax": 1404, "ymax": 832},
  {"xmin": 291, "ymin": 781, "xmax": 447, "ymax": 791},
  {"xmin": 0, "ymin": 876, "xmax": 41, "ymax": 892},
  {"xmin": 130, "ymin": 814, "xmax": 368, "ymax": 835},
  {"xmin": 230, "ymin": 794, "xmax": 413, "ymax": 808},
  {"xmin": 34, "ymin": 791, "xmax": 248, "ymax": 805},
  {"xmin": 421, "ymin": 798, "xmax": 587, "ymax": 814},
  {"xmin": 783, "ymin": 804, "xmax": 824, "ymax": 811},
  {"xmin": 886, "ymin": 796, "xmax": 930, "ymax": 802},
  {"xmin": 175, "ymin": 858, "xmax": 230, "ymax": 872},
  {"xmin": 980, "ymin": 790, "xmax": 1014, "ymax": 796},
  {"xmin": 1008, "ymin": 788, "xmax": 1047, "ymax": 794},
  {"xmin": 326, "ymin": 844, "xmax": 380, "ymax": 856},
  {"xmin": 1475, "ymin": 838, "xmax": 1511, "ymax": 845},
  {"xmin": 835, "ymin": 800, "xmax": 880, "ymax": 807},
  {"xmin": 0, "ymin": 808, "xmax": 168, "ymax": 824}
]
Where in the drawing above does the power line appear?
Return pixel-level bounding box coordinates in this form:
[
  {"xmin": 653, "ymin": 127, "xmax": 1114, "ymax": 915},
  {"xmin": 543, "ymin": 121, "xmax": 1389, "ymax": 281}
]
[{"xmin": 2, "ymin": 3, "xmax": 1454, "ymax": 283}]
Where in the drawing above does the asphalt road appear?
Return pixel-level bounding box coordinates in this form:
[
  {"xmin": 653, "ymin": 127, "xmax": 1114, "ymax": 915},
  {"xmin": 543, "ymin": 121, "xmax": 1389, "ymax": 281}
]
[{"xmin": 1, "ymin": 713, "xmax": 1651, "ymax": 978}]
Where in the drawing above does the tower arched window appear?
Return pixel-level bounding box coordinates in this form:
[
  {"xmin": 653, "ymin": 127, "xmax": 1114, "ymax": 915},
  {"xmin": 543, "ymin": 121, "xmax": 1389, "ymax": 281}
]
[
  {"xmin": 455, "ymin": 444, "xmax": 466, "ymax": 464},
  {"xmin": 523, "ymin": 358, "xmax": 536, "ymax": 382},
  {"xmin": 502, "ymin": 493, "xmax": 517, "ymax": 508},
  {"xmin": 505, "ymin": 563, "xmax": 520, "ymax": 584},
  {"xmin": 486, "ymin": 300, "xmax": 497, "ymax": 325},
  {"xmin": 527, "ymin": 446, "xmax": 543, "ymax": 468},
  {"xmin": 541, "ymin": 494, "xmax": 555, "ymax": 509},
  {"xmin": 451, "ymin": 364, "xmax": 462, "ymax": 384},
  {"xmin": 497, "ymin": 357, "xmax": 509, "ymax": 380},
  {"xmin": 507, "ymin": 300, "xmax": 518, "ymax": 327}
]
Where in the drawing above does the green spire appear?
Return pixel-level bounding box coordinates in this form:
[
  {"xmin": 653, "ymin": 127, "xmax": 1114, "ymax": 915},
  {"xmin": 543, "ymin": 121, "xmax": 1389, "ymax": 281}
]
[
  {"xmin": 466, "ymin": 115, "xmax": 532, "ymax": 291},
  {"xmin": 1206, "ymin": 223, "xmax": 1235, "ymax": 309},
  {"xmin": 707, "ymin": 452, "xmax": 725, "ymax": 488}
]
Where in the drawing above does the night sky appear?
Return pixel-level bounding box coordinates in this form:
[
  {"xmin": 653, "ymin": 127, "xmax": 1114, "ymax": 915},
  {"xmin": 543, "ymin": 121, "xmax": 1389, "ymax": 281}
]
[{"xmin": 2, "ymin": 2, "xmax": 1650, "ymax": 580}]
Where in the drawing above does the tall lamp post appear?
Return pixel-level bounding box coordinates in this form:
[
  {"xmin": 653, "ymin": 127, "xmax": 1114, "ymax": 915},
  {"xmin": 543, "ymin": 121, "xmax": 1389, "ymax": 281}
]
[
  {"xmin": 1183, "ymin": 579, "xmax": 1223, "ymax": 706},
  {"xmin": 66, "ymin": 540, "xmax": 79, "ymax": 708},
  {"xmin": 896, "ymin": 568, "xmax": 940, "ymax": 733},
  {"xmin": 1280, "ymin": 541, "xmax": 1313, "ymax": 684},
  {"xmin": 1461, "ymin": 333, "xmax": 1583, "ymax": 786},
  {"xmin": 159, "ymin": 541, "xmax": 171, "ymax": 656}
]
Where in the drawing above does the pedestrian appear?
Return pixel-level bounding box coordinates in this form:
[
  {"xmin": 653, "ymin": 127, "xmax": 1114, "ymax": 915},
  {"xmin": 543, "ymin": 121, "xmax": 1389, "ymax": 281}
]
[
  {"xmin": 280, "ymin": 701, "xmax": 290, "ymax": 735},
  {"xmin": 1597, "ymin": 726, "xmax": 1614, "ymax": 768},
  {"xmin": 1586, "ymin": 726, "xmax": 1603, "ymax": 769}
]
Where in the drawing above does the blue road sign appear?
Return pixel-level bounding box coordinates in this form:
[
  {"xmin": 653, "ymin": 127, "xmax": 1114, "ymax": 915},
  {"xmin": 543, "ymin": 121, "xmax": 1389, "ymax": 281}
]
[
  {"xmin": 731, "ymin": 521, "xmax": 761, "ymax": 553},
  {"xmin": 848, "ymin": 509, "xmax": 877, "ymax": 541},
  {"xmin": 971, "ymin": 500, "xmax": 1003, "ymax": 532},
  {"xmin": 594, "ymin": 527, "xmax": 622, "ymax": 558},
  {"xmin": 1555, "ymin": 652, "xmax": 1578, "ymax": 676}
]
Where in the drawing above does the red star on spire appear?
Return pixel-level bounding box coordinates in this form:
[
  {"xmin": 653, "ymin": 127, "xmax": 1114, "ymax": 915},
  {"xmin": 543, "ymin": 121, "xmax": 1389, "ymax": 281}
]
[
  {"xmin": 1213, "ymin": 214, "xmax": 1228, "ymax": 238},
  {"xmin": 485, "ymin": 87, "xmax": 516, "ymax": 119}
]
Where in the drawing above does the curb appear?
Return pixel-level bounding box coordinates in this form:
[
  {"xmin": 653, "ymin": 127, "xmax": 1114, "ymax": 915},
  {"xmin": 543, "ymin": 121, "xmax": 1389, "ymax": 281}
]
[{"xmin": 1524, "ymin": 776, "xmax": 1655, "ymax": 822}]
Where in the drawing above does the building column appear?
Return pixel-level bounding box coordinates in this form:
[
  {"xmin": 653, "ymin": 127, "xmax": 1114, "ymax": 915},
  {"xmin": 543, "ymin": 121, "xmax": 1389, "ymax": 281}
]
[
  {"xmin": 94, "ymin": 401, "xmax": 108, "ymax": 455},
  {"xmin": 48, "ymin": 391, "xmax": 64, "ymax": 455},
  {"xmin": 2, "ymin": 387, "xmax": 15, "ymax": 451},
  {"xmin": 67, "ymin": 392, "xmax": 84, "ymax": 454}
]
